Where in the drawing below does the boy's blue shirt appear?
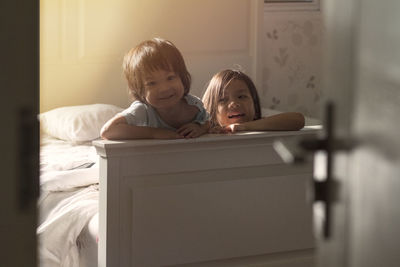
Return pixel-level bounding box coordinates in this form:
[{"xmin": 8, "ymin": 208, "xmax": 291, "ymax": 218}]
[{"xmin": 120, "ymin": 94, "xmax": 209, "ymax": 130}]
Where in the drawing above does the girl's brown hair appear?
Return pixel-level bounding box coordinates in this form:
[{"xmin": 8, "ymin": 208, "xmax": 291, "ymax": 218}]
[
  {"xmin": 202, "ymin": 69, "xmax": 261, "ymax": 127},
  {"xmin": 123, "ymin": 38, "xmax": 191, "ymax": 102}
]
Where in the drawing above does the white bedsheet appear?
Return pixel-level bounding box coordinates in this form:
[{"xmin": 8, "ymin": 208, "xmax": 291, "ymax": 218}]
[
  {"xmin": 38, "ymin": 185, "xmax": 98, "ymax": 267},
  {"xmin": 40, "ymin": 166, "xmax": 99, "ymax": 192},
  {"xmin": 40, "ymin": 135, "xmax": 98, "ymax": 173},
  {"xmin": 38, "ymin": 135, "xmax": 99, "ymax": 267}
]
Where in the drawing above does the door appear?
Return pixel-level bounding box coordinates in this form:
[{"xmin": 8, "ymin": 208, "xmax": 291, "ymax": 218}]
[
  {"xmin": 0, "ymin": 0, "xmax": 39, "ymax": 266},
  {"xmin": 317, "ymin": 0, "xmax": 400, "ymax": 266}
]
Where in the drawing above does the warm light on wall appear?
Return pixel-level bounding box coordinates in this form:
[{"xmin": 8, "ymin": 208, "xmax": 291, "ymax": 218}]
[{"xmin": 40, "ymin": 0, "xmax": 264, "ymax": 113}]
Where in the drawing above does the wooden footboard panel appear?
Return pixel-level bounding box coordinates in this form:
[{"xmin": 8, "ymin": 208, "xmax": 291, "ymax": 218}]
[{"xmin": 93, "ymin": 130, "xmax": 319, "ymax": 267}]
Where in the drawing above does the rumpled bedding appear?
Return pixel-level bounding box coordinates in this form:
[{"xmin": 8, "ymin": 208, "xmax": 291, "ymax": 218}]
[{"xmin": 38, "ymin": 135, "xmax": 99, "ymax": 267}]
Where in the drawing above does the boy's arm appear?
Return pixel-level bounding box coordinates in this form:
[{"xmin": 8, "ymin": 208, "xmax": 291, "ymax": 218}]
[
  {"xmin": 100, "ymin": 115, "xmax": 182, "ymax": 140},
  {"xmin": 228, "ymin": 112, "xmax": 305, "ymax": 132}
]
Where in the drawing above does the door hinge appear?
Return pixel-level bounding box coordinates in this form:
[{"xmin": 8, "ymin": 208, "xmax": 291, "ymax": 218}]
[{"xmin": 17, "ymin": 107, "xmax": 39, "ymax": 211}]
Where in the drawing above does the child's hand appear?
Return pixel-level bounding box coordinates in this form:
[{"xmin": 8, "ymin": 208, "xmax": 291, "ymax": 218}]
[
  {"xmin": 177, "ymin": 123, "xmax": 206, "ymax": 138},
  {"xmin": 209, "ymin": 125, "xmax": 230, "ymax": 134},
  {"xmin": 153, "ymin": 128, "xmax": 184, "ymax": 139}
]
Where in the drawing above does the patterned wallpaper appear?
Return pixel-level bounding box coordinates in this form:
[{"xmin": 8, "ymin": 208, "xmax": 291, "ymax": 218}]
[{"xmin": 261, "ymin": 11, "xmax": 323, "ymax": 118}]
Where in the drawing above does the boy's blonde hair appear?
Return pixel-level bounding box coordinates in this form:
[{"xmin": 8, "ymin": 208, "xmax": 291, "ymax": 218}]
[
  {"xmin": 123, "ymin": 38, "xmax": 191, "ymax": 102},
  {"xmin": 202, "ymin": 69, "xmax": 261, "ymax": 127}
]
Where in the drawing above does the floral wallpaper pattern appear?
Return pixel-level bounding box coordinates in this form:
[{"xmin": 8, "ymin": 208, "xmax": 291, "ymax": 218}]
[{"xmin": 261, "ymin": 11, "xmax": 323, "ymax": 118}]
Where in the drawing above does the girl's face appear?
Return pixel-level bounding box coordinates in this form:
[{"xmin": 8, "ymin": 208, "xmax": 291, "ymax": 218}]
[
  {"xmin": 216, "ymin": 79, "xmax": 256, "ymax": 127},
  {"xmin": 143, "ymin": 69, "xmax": 185, "ymax": 110}
]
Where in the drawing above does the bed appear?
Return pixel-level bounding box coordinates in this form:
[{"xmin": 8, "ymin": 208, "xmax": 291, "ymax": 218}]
[{"xmin": 38, "ymin": 103, "xmax": 321, "ymax": 267}]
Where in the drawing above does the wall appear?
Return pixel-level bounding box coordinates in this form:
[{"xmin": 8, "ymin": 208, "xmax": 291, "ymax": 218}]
[
  {"xmin": 40, "ymin": 0, "xmax": 322, "ymax": 118},
  {"xmin": 261, "ymin": 2, "xmax": 323, "ymax": 118},
  {"xmin": 40, "ymin": 0, "xmax": 263, "ymax": 113}
]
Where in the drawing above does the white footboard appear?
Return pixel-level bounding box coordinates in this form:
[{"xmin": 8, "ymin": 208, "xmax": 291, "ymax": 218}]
[{"xmin": 93, "ymin": 129, "xmax": 319, "ymax": 267}]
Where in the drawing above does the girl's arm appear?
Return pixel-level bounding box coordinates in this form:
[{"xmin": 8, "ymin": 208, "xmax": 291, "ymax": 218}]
[
  {"xmin": 100, "ymin": 115, "xmax": 183, "ymax": 140},
  {"xmin": 227, "ymin": 112, "xmax": 305, "ymax": 132}
]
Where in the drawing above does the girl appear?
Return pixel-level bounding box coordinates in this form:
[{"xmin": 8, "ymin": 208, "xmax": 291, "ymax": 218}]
[
  {"xmin": 202, "ymin": 69, "xmax": 305, "ymax": 133},
  {"xmin": 101, "ymin": 38, "xmax": 209, "ymax": 140}
]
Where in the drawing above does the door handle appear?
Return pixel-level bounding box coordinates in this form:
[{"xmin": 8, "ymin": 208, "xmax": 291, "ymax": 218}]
[{"xmin": 273, "ymin": 102, "xmax": 355, "ymax": 239}]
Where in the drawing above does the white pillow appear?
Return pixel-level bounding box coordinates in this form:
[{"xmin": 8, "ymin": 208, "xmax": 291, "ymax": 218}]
[{"xmin": 39, "ymin": 104, "xmax": 123, "ymax": 142}]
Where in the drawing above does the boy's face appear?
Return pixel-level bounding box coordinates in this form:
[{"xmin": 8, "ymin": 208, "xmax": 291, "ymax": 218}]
[
  {"xmin": 216, "ymin": 79, "xmax": 256, "ymax": 127},
  {"xmin": 143, "ymin": 69, "xmax": 185, "ymax": 110}
]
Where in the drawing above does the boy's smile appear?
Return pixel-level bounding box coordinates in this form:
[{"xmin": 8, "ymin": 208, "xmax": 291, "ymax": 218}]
[
  {"xmin": 216, "ymin": 79, "xmax": 256, "ymax": 127},
  {"xmin": 158, "ymin": 94, "xmax": 175, "ymax": 100}
]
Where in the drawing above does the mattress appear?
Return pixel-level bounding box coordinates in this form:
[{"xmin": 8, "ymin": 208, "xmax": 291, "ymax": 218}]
[{"xmin": 38, "ymin": 135, "xmax": 99, "ymax": 267}]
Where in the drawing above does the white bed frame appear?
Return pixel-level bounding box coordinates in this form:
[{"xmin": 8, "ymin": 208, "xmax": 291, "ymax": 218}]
[{"xmin": 93, "ymin": 128, "xmax": 319, "ymax": 267}]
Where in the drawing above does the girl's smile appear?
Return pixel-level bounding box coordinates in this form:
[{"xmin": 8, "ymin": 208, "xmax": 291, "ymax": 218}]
[{"xmin": 228, "ymin": 113, "xmax": 246, "ymax": 119}]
